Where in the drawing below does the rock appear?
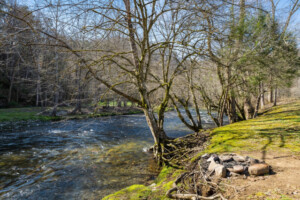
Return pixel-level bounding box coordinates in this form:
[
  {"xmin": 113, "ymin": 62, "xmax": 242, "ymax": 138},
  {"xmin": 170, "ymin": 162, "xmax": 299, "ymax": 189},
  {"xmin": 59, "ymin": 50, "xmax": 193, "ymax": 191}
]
[
  {"xmin": 219, "ymin": 155, "xmax": 233, "ymax": 162},
  {"xmin": 229, "ymin": 172, "xmax": 240, "ymax": 177},
  {"xmin": 233, "ymin": 165, "xmax": 244, "ymax": 173},
  {"xmin": 207, "ymin": 155, "xmax": 220, "ymax": 163},
  {"xmin": 248, "ymin": 163, "xmax": 269, "ymax": 176},
  {"xmin": 227, "ymin": 168, "xmax": 234, "ymax": 172},
  {"xmin": 207, "ymin": 156, "xmax": 215, "ymax": 162},
  {"xmin": 208, "ymin": 160, "xmax": 221, "ymax": 171},
  {"xmin": 149, "ymin": 183, "xmax": 157, "ymax": 191},
  {"xmin": 149, "ymin": 183, "xmax": 156, "ymax": 188},
  {"xmin": 233, "ymin": 155, "xmax": 246, "ymax": 162},
  {"xmin": 202, "ymin": 153, "xmax": 209, "ymax": 159},
  {"xmin": 215, "ymin": 165, "xmax": 226, "ymax": 178},
  {"xmin": 248, "ymin": 157, "xmax": 260, "ymax": 164}
]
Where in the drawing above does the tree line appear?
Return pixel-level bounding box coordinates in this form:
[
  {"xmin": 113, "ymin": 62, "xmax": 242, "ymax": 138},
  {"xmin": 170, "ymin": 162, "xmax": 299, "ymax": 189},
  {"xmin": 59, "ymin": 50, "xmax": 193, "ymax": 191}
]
[{"xmin": 0, "ymin": 0, "xmax": 299, "ymax": 161}]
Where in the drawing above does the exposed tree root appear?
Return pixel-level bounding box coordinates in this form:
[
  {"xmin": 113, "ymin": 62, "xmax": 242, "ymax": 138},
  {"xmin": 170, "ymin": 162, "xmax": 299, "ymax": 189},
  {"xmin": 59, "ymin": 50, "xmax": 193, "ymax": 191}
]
[
  {"xmin": 156, "ymin": 132, "xmax": 209, "ymax": 168},
  {"xmin": 157, "ymin": 131, "xmax": 235, "ymax": 200},
  {"xmin": 166, "ymin": 168, "xmax": 229, "ymax": 200}
]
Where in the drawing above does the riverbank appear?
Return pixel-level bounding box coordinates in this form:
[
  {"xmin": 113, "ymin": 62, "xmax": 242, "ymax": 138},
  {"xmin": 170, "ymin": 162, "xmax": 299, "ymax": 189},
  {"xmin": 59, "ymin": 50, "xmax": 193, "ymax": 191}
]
[
  {"xmin": 0, "ymin": 107, "xmax": 143, "ymax": 122},
  {"xmin": 103, "ymin": 100, "xmax": 300, "ymax": 200}
]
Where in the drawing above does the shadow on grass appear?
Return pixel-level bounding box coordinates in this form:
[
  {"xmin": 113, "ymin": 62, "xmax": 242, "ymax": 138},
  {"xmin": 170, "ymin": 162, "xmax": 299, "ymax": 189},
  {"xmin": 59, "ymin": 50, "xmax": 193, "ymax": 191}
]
[{"xmin": 209, "ymin": 125, "xmax": 300, "ymax": 159}]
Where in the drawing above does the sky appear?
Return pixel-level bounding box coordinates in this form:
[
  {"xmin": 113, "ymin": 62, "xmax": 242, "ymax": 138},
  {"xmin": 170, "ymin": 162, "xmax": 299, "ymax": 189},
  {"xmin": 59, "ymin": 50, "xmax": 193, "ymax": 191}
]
[{"xmin": 15, "ymin": 0, "xmax": 300, "ymax": 45}]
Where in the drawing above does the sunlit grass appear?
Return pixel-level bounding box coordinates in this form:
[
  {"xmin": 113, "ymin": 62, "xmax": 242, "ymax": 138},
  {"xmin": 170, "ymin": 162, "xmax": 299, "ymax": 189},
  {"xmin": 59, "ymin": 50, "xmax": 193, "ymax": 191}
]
[{"xmin": 207, "ymin": 100, "xmax": 300, "ymax": 153}]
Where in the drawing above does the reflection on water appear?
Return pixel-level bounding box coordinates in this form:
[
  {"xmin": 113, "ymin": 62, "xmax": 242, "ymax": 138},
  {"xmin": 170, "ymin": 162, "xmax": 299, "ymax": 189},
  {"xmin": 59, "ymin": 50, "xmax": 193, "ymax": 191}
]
[{"xmin": 0, "ymin": 111, "xmax": 218, "ymax": 199}]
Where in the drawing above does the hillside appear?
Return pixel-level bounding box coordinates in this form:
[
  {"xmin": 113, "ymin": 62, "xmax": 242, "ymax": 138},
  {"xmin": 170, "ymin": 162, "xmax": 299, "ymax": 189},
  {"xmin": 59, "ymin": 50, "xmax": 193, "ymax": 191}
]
[{"xmin": 103, "ymin": 100, "xmax": 300, "ymax": 200}]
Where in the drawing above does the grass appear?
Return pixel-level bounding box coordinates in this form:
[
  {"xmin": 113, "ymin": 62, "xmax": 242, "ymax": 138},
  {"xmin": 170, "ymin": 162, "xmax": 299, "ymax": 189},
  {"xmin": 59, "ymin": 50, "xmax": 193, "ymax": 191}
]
[
  {"xmin": 103, "ymin": 100, "xmax": 300, "ymax": 200},
  {"xmin": 97, "ymin": 101, "xmax": 134, "ymax": 107},
  {"xmin": 0, "ymin": 107, "xmax": 143, "ymax": 122},
  {"xmin": 102, "ymin": 165, "xmax": 185, "ymax": 200},
  {"xmin": 0, "ymin": 107, "xmax": 59, "ymax": 122},
  {"xmin": 102, "ymin": 185, "xmax": 152, "ymax": 200},
  {"xmin": 207, "ymin": 100, "xmax": 300, "ymax": 154}
]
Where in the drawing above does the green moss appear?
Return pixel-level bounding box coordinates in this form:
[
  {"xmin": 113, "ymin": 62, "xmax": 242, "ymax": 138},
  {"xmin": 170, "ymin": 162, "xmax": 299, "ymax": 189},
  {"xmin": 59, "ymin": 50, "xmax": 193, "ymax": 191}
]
[
  {"xmin": 102, "ymin": 184, "xmax": 152, "ymax": 200},
  {"xmin": 155, "ymin": 166, "xmax": 175, "ymax": 185},
  {"xmin": 207, "ymin": 101, "xmax": 300, "ymax": 154},
  {"xmin": 102, "ymin": 165, "xmax": 185, "ymax": 200},
  {"xmin": 190, "ymin": 151, "xmax": 206, "ymax": 162},
  {"xmin": 0, "ymin": 107, "xmax": 60, "ymax": 122}
]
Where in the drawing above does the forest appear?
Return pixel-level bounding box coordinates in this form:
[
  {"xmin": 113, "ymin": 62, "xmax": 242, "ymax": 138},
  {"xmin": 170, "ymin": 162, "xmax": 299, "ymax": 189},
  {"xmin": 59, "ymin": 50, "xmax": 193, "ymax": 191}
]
[{"xmin": 0, "ymin": 0, "xmax": 300, "ymax": 199}]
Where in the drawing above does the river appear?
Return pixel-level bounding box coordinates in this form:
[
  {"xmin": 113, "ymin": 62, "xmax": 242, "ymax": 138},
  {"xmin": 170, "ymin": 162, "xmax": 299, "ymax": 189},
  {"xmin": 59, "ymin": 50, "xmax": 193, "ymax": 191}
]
[{"xmin": 0, "ymin": 111, "xmax": 217, "ymax": 199}]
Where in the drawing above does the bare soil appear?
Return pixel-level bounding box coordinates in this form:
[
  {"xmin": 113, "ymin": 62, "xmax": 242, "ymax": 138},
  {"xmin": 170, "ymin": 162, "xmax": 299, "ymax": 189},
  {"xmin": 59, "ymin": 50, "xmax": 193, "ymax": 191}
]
[{"xmin": 225, "ymin": 151, "xmax": 300, "ymax": 199}]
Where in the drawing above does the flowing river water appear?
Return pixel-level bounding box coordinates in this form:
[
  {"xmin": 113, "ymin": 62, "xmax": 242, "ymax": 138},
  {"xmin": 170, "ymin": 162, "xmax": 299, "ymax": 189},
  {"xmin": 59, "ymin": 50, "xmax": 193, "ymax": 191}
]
[{"xmin": 0, "ymin": 111, "xmax": 217, "ymax": 199}]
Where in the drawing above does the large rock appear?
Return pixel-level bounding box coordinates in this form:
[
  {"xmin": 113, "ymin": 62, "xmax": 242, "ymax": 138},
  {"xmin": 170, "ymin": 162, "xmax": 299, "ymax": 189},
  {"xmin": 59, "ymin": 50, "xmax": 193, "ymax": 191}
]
[
  {"xmin": 233, "ymin": 155, "xmax": 246, "ymax": 162},
  {"xmin": 215, "ymin": 165, "xmax": 226, "ymax": 178},
  {"xmin": 219, "ymin": 155, "xmax": 233, "ymax": 162},
  {"xmin": 232, "ymin": 165, "xmax": 245, "ymax": 174},
  {"xmin": 248, "ymin": 163, "xmax": 269, "ymax": 176},
  {"xmin": 208, "ymin": 161, "xmax": 222, "ymax": 171},
  {"xmin": 207, "ymin": 155, "xmax": 220, "ymax": 163}
]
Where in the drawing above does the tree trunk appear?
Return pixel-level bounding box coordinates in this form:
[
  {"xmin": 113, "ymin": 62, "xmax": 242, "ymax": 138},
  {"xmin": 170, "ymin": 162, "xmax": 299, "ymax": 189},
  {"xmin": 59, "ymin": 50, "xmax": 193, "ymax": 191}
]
[
  {"xmin": 260, "ymin": 82, "xmax": 265, "ymax": 108},
  {"xmin": 244, "ymin": 97, "xmax": 254, "ymax": 120},
  {"xmin": 36, "ymin": 58, "xmax": 42, "ymax": 107},
  {"xmin": 71, "ymin": 64, "xmax": 82, "ymax": 114},
  {"xmin": 143, "ymin": 108, "xmax": 168, "ymax": 161},
  {"xmin": 269, "ymin": 88, "xmax": 273, "ymax": 103},
  {"xmin": 117, "ymin": 100, "xmax": 122, "ymax": 107},
  {"xmin": 8, "ymin": 70, "xmax": 15, "ymax": 103},
  {"xmin": 52, "ymin": 92, "xmax": 59, "ymax": 116},
  {"xmin": 8, "ymin": 58, "xmax": 17, "ymax": 103},
  {"xmin": 253, "ymin": 94, "xmax": 261, "ymax": 118},
  {"xmin": 52, "ymin": 1, "xmax": 60, "ymax": 117},
  {"xmin": 273, "ymin": 87, "xmax": 278, "ymax": 106}
]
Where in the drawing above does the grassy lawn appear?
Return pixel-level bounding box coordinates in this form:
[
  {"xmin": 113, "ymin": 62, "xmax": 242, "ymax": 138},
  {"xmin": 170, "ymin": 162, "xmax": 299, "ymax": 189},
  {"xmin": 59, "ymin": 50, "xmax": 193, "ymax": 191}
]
[
  {"xmin": 207, "ymin": 100, "xmax": 300, "ymax": 153},
  {"xmin": 0, "ymin": 107, "xmax": 57, "ymax": 122}
]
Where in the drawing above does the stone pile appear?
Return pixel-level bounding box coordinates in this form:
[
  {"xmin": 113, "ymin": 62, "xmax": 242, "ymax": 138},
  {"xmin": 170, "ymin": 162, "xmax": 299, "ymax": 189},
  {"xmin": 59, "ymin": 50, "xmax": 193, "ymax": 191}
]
[{"xmin": 200, "ymin": 153, "xmax": 270, "ymax": 178}]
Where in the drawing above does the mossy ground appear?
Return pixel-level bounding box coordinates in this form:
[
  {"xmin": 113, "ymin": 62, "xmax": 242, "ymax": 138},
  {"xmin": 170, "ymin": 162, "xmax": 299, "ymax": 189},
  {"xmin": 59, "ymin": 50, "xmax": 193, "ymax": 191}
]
[
  {"xmin": 207, "ymin": 100, "xmax": 300, "ymax": 154},
  {"xmin": 103, "ymin": 100, "xmax": 300, "ymax": 200},
  {"xmin": 102, "ymin": 165, "xmax": 185, "ymax": 200}
]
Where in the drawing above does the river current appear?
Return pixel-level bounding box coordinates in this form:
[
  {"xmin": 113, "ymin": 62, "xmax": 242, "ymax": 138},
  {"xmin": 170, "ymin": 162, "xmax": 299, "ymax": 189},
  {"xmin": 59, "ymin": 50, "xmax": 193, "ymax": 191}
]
[{"xmin": 0, "ymin": 111, "xmax": 216, "ymax": 199}]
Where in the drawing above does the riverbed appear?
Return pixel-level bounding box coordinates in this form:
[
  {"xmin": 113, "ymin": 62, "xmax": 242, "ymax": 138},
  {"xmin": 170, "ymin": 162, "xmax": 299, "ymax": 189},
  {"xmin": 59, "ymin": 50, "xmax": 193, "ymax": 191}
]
[{"xmin": 0, "ymin": 111, "xmax": 216, "ymax": 199}]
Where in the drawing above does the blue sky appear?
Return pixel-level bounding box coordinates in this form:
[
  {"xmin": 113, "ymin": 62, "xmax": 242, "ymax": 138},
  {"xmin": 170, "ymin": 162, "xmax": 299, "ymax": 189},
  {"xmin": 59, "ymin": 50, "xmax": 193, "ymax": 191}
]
[{"xmin": 18, "ymin": 0, "xmax": 300, "ymax": 44}]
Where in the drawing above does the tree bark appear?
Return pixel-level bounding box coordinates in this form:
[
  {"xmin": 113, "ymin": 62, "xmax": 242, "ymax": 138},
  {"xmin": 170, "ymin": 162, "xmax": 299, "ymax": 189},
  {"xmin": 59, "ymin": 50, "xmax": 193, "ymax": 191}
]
[
  {"xmin": 8, "ymin": 69, "xmax": 15, "ymax": 103},
  {"xmin": 71, "ymin": 64, "xmax": 82, "ymax": 114},
  {"xmin": 269, "ymin": 88, "xmax": 273, "ymax": 103},
  {"xmin": 260, "ymin": 82, "xmax": 265, "ymax": 108},
  {"xmin": 244, "ymin": 97, "xmax": 254, "ymax": 120},
  {"xmin": 273, "ymin": 87, "xmax": 278, "ymax": 106},
  {"xmin": 253, "ymin": 94, "xmax": 261, "ymax": 118}
]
